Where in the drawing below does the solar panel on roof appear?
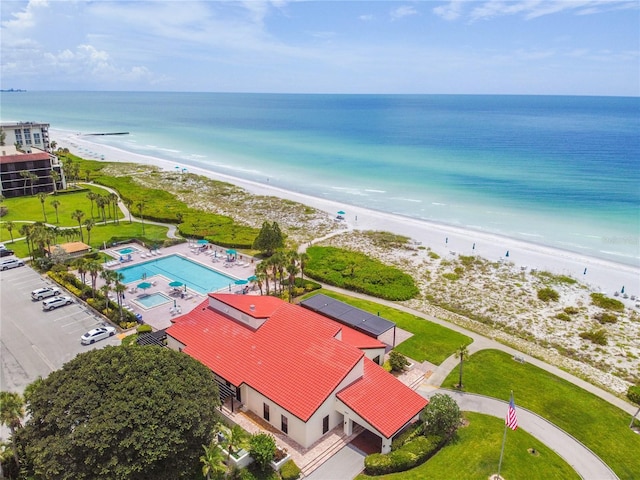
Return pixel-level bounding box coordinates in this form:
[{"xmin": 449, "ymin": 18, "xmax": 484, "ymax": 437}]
[{"xmin": 300, "ymin": 294, "xmax": 395, "ymax": 338}]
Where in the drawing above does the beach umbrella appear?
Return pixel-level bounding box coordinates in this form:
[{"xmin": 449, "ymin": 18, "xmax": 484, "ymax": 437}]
[
  {"xmin": 235, "ymin": 279, "xmax": 248, "ymax": 285},
  {"xmin": 137, "ymin": 282, "xmax": 152, "ymax": 291},
  {"xmin": 337, "ymin": 210, "xmax": 345, "ymax": 215},
  {"xmin": 621, "ymin": 286, "xmax": 625, "ymax": 294},
  {"xmin": 169, "ymin": 281, "xmax": 183, "ymax": 288},
  {"xmin": 197, "ymin": 239, "xmax": 209, "ymax": 245},
  {"xmin": 505, "ymin": 250, "xmax": 510, "ymax": 257}
]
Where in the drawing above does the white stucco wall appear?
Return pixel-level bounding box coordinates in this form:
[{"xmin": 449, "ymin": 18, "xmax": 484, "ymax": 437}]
[{"xmin": 208, "ymin": 297, "xmax": 266, "ymax": 330}]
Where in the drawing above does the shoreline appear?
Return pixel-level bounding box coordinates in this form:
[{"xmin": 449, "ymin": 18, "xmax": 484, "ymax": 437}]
[{"xmin": 52, "ymin": 128, "xmax": 639, "ymax": 302}]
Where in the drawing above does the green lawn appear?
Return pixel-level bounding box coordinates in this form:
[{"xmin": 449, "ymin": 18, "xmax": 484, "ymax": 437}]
[
  {"xmin": 1, "ymin": 222, "xmax": 169, "ymax": 258},
  {"xmin": 304, "ymin": 290, "xmax": 471, "ymax": 365},
  {"xmin": 0, "ymin": 185, "xmax": 123, "ymax": 227},
  {"xmin": 356, "ymin": 412, "xmax": 579, "ymax": 480},
  {"xmin": 442, "ymin": 349, "xmax": 640, "ymax": 480}
]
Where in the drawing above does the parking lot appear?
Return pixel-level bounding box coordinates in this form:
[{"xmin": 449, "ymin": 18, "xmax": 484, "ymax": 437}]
[{"xmin": 0, "ymin": 264, "xmax": 120, "ymax": 398}]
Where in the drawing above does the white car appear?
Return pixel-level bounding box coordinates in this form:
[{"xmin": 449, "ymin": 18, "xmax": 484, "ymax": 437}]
[
  {"xmin": 42, "ymin": 295, "xmax": 73, "ymax": 311},
  {"xmin": 81, "ymin": 326, "xmax": 116, "ymax": 345},
  {"xmin": 31, "ymin": 286, "xmax": 61, "ymax": 300}
]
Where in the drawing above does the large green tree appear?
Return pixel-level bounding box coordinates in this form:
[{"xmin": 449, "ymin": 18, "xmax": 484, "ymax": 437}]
[
  {"xmin": 420, "ymin": 393, "xmax": 461, "ymax": 439},
  {"xmin": 252, "ymin": 221, "xmax": 284, "ymax": 256},
  {"xmin": 17, "ymin": 346, "xmax": 220, "ymax": 480},
  {"xmin": 248, "ymin": 433, "xmax": 276, "ymax": 472},
  {"xmin": 627, "ymin": 385, "xmax": 640, "ymax": 428}
]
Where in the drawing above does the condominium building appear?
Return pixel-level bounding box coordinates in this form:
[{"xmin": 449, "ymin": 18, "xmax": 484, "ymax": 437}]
[
  {"xmin": 0, "ymin": 121, "xmax": 52, "ymax": 152},
  {"xmin": 0, "ymin": 145, "xmax": 66, "ymax": 198}
]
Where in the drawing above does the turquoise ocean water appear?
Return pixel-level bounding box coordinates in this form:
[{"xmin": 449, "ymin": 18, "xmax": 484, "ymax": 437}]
[{"xmin": 1, "ymin": 92, "xmax": 638, "ymax": 266}]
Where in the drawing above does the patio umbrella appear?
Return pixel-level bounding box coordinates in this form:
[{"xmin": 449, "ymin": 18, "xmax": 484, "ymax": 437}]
[
  {"xmin": 226, "ymin": 249, "xmax": 237, "ymax": 255},
  {"xmin": 247, "ymin": 275, "xmax": 257, "ymax": 282},
  {"xmin": 234, "ymin": 279, "xmax": 248, "ymax": 285},
  {"xmin": 197, "ymin": 239, "xmax": 209, "ymax": 245},
  {"xmin": 137, "ymin": 282, "xmax": 152, "ymax": 291},
  {"xmin": 169, "ymin": 281, "xmax": 183, "ymax": 288}
]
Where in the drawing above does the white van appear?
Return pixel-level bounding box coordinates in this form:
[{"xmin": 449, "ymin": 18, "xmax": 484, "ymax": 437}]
[{"xmin": 0, "ymin": 258, "xmax": 25, "ymax": 271}]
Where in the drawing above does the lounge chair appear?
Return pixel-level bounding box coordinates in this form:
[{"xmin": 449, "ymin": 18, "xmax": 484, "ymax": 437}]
[{"xmin": 140, "ymin": 253, "xmax": 147, "ymax": 259}]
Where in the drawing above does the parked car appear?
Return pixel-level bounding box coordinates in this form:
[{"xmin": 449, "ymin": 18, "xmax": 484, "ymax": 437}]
[
  {"xmin": 0, "ymin": 258, "xmax": 24, "ymax": 271},
  {"xmin": 31, "ymin": 286, "xmax": 61, "ymax": 300},
  {"xmin": 81, "ymin": 326, "xmax": 116, "ymax": 345},
  {"xmin": 0, "ymin": 249, "xmax": 15, "ymax": 257},
  {"xmin": 42, "ymin": 296, "xmax": 73, "ymax": 311}
]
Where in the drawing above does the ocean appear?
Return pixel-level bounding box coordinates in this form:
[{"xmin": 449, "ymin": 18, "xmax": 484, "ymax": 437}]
[{"xmin": 1, "ymin": 91, "xmax": 638, "ymax": 266}]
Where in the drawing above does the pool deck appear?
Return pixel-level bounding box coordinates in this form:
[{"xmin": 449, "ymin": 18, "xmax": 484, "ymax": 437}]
[{"xmin": 97, "ymin": 242, "xmax": 258, "ymax": 331}]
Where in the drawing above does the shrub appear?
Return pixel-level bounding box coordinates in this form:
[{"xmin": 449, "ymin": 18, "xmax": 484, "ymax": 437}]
[
  {"xmin": 279, "ymin": 460, "xmax": 301, "ymax": 480},
  {"xmin": 564, "ymin": 306, "xmax": 580, "ymax": 315},
  {"xmin": 391, "ymin": 422, "xmax": 423, "ymax": 451},
  {"xmin": 590, "ymin": 293, "xmax": 625, "ymax": 312},
  {"xmin": 389, "ymin": 351, "xmax": 409, "ymax": 372},
  {"xmin": 595, "ymin": 312, "xmax": 618, "ymax": 324},
  {"xmin": 364, "ymin": 453, "xmax": 393, "ymax": 476},
  {"xmin": 442, "ymin": 272, "xmax": 459, "ymax": 281},
  {"xmin": 137, "ymin": 324, "xmax": 153, "ymax": 334},
  {"xmin": 389, "ymin": 449, "xmax": 418, "ymax": 472},
  {"xmin": 555, "ymin": 312, "xmax": 572, "ymax": 322},
  {"xmin": 580, "ymin": 329, "xmax": 608, "ymax": 345},
  {"xmin": 249, "ymin": 433, "xmax": 276, "ymax": 472},
  {"xmin": 420, "ymin": 393, "xmax": 461, "ymax": 438},
  {"xmin": 537, "ymin": 287, "xmax": 559, "ymax": 302}
]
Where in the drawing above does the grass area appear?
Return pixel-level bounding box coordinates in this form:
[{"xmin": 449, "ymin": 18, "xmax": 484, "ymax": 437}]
[
  {"xmin": 1, "ymin": 222, "xmax": 169, "ymax": 258},
  {"xmin": 442, "ymin": 349, "xmax": 640, "ymax": 480},
  {"xmin": 355, "ymin": 412, "xmax": 579, "ymax": 480},
  {"xmin": 0, "ymin": 185, "xmax": 123, "ymax": 227},
  {"xmin": 303, "ymin": 290, "xmax": 471, "ymax": 365},
  {"xmin": 305, "ymin": 246, "xmax": 419, "ymax": 301}
]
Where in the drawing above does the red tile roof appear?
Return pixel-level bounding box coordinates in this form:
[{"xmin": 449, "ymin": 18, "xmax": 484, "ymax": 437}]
[
  {"xmin": 0, "ymin": 152, "xmax": 50, "ymax": 164},
  {"xmin": 337, "ymin": 357, "xmax": 428, "ymax": 438},
  {"xmin": 168, "ymin": 295, "xmax": 364, "ymax": 421}
]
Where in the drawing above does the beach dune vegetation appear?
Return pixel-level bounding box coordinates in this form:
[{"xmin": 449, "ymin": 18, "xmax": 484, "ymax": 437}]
[
  {"xmin": 304, "ymin": 246, "xmax": 419, "ymax": 301},
  {"xmin": 537, "ymin": 287, "xmax": 559, "ymax": 302},
  {"xmin": 590, "ymin": 293, "xmax": 625, "ymax": 312}
]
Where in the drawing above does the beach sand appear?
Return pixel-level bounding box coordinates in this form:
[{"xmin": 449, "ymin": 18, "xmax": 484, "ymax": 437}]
[{"xmin": 53, "ymin": 129, "xmax": 639, "ymax": 393}]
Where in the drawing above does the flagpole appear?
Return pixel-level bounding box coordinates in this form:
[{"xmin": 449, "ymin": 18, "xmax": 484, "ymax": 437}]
[{"xmin": 496, "ymin": 391, "xmax": 513, "ymax": 479}]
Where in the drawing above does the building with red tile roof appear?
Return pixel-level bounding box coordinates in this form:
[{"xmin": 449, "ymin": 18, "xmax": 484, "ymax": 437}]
[{"xmin": 166, "ymin": 293, "xmax": 427, "ymax": 453}]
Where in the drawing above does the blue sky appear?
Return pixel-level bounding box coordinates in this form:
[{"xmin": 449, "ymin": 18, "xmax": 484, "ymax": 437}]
[{"xmin": 1, "ymin": 1, "xmax": 638, "ymax": 95}]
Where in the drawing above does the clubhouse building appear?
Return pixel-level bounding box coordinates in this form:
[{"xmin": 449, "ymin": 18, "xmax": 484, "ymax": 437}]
[{"xmin": 166, "ymin": 294, "xmax": 427, "ymax": 453}]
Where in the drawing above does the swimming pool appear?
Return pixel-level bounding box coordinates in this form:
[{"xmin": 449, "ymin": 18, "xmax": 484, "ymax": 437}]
[
  {"xmin": 116, "ymin": 246, "xmax": 140, "ymax": 255},
  {"xmin": 116, "ymin": 254, "xmax": 236, "ymax": 294},
  {"xmin": 135, "ymin": 292, "xmax": 172, "ymax": 309}
]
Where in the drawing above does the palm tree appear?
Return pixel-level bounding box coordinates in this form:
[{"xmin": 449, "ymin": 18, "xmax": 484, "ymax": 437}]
[
  {"xmin": 19, "ymin": 224, "xmax": 32, "ymax": 257},
  {"xmin": 0, "ymin": 391, "xmax": 25, "ymax": 467},
  {"xmin": 75, "ymin": 258, "xmax": 88, "ymax": 285},
  {"xmin": 113, "ymin": 278, "xmax": 127, "ymax": 320},
  {"xmin": 38, "ymin": 192, "xmax": 48, "ymax": 222},
  {"xmin": 255, "ymin": 262, "xmax": 268, "ymax": 295},
  {"xmin": 456, "ymin": 345, "xmax": 469, "ymax": 389},
  {"xmin": 200, "ymin": 440, "xmax": 226, "ymax": 480},
  {"xmin": 86, "ymin": 192, "xmax": 97, "ymax": 219},
  {"xmin": 19, "ymin": 170, "xmax": 30, "ymax": 196},
  {"xmin": 87, "ymin": 261, "xmax": 102, "ymax": 298},
  {"xmin": 96, "ymin": 195, "xmax": 108, "ymax": 224},
  {"xmin": 50, "ymin": 199, "xmax": 61, "ymax": 224},
  {"xmin": 84, "ymin": 218, "xmax": 95, "ymax": 246},
  {"xmin": 137, "ymin": 200, "xmax": 145, "ymax": 235},
  {"xmin": 123, "ymin": 198, "xmax": 133, "ymax": 223},
  {"xmin": 29, "ymin": 173, "xmax": 38, "ymax": 195},
  {"xmin": 5, "ymin": 221, "xmax": 14, "ymax": 244},
  {"xmin": 220, "ymin": 424, "xmax": 248, "ymax": 468},
  {"xmin": 108, "ymin": 192, "xmax": 119, "ymax": 224},
  {"xmin": 71, "ymin": 209, "xmax": 85, "ymax": 242},
  {"xmin": 298, "ymin": 252, "xmax": 309, "ymax": 282},
  {"xmin": 50, "ymin": 169, "xmax": 60, "ymax": 194}
]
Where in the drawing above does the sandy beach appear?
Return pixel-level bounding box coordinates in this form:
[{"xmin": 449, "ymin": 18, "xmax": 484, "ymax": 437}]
[{"xmin": 53, "ymin": 128, "xmax": 639, "ymax": 298}]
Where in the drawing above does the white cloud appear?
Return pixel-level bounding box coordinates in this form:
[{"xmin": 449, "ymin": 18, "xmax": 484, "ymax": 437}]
[
  {"xmin": 433, "ymin": 0, "xmax": 468, "ymax": 21},
  {"xmin": 359, "ymin": 14, "xmax": 374, "ymax": 21},
  {"xmin": 1, "ymin": 0, "xmax": 48, "ymax": 29},
  {"xmin": 390, "ymin": 5, "xmax": 418, "ymax": 20}
]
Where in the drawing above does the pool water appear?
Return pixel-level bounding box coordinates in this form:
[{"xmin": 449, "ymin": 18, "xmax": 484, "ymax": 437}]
[
  {"xmin": 117, "ymin": 247, "xmax": 138, "ymax": 255},
  {"xmin": 135, "ymin": 292, "xmax": 171, "ymax": 309},
  {"xmin": 117, "ymin": 254, "xmax": 236, "ymax": 294}
]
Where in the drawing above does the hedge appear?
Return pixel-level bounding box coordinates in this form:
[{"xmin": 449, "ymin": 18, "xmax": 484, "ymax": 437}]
[
  {"xmin": 364, "ymin": 435, "xmax": 443, "ymax": 475},
  {"xmin": 280, "ymin": 459, "xmax": 301, "ymax": 480}
]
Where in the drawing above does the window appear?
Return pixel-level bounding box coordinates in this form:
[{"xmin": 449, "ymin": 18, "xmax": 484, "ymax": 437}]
[
  {"xmin": 281, "ymin": 415, "xmax": 288, "ymax": 434},
  {"xmin": 322, "ymin": 415, "xmax": 329, "ymax": 434},
  {"xmin": 263, "ymin": 403, "xmax": 270, "ymax": 421}
]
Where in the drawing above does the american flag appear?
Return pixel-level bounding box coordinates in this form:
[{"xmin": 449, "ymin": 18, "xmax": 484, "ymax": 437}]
[{"xmin": 506, "ymin": 395, "xmax": 518, "ymax": 430}]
